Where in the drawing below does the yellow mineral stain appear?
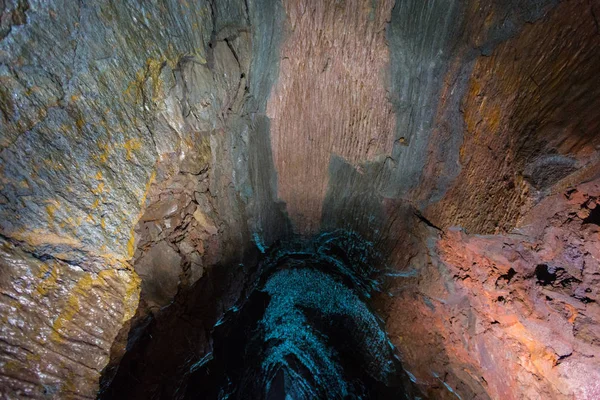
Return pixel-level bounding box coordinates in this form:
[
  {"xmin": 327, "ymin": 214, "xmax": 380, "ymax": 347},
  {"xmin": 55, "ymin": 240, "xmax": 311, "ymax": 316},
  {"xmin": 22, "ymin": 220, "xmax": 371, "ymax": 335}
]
[
  {"xmin": 193, "ymin": 208, "xmax": 209, "ymax": 226},
  {"xmin": 95, "ymin": 171, "xmax": 103, "ymax": 180},
  {"xmin": 123, "ymin": 138, "xmax": 142, "ymax": 161},
  {"xmin": 97, "ymin": 142, "xmax": 110, "ymax": 164},
  {"xmin": 25, "ymin": 352, "xmax": 41, "ymax": 363},
  {"xmin": 121, "ymin": 269, "xmax": 141, "ymax": 323},
  {"xmin": 126, "ymin": 228, "xmax": 136, "ymax": 259},
  {"xmin": 2, "ymin": 360, "xmax": 21, "ymax": 374},
  {"xmin": 125, "ymin": 58, "xmax": 164, "ymax": 103},
  {"xmin": 61, "ymin": 368, "xmax": 81, "ymax": 395},
  {"xmin": 49, "ymin": 271, "xmax": 119, "ymax": 344},
  {"xmin": 193, "ymin": 51, "xmax": 207, "ymax": 64},
  {"xmin": 12, "ymin": 229, "xmax": 81, "ymax": 248},
  {"xmin": 124, "ymin": 47, "xmax": 180, "ymax": 104},
  {"xmin": 34, "ymin": 262, "xmax": 51, "ymax": 283},
  {"xmin": 197, "ymin": 136, "xmax": 211, "ymax": 165},
  {"xmin": 92, "ymin": 181, "xmax": 105, "ymax": 195},
  {"xmin": 505, "ymin": 320, "xmax": 558, "ymax": 376},
  {"xmin": 565, "ymin": 303, "xmax": 578, "ymax": 324},
  {"xmin": 487, "ymin": 105, "xmax": 502, "ymax": 135},
  {"xmin": 124, "ymin": 169, "xmax": 156, "ymax": 260},
  {"xmin": 45, "ymin": 200, "xmax": 60, "ymax": 225},
  {"xmin": 75, "ymin": 117, "xmax": 85, "ymax": 131},
  {"xmin": 35, "ymin": 264, "xmax": 60, "ymax": 297},
  {"xmin": 43, "ymin": 158, "xmax": 65, "ymax": 171},
  {"xmin": 51, "ymin": 270, "xmax": 117, "ymax": 341},
  {"xmin": 50, "ymin": 279, "xmax": 86, "ymax": 343},
  {"xmin": 140, "ymin": 170, "xmax": 156, "ymax": 207},
  {"xmin": 25, "ymin": 86, "xmax": 40, "ymax": 96}
]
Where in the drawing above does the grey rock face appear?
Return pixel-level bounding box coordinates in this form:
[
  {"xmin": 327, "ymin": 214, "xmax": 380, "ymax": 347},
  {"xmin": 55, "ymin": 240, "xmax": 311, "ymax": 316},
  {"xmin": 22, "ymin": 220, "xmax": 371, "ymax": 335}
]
[
  {"xmin": 0, "ymin": 0, "xmax": 256, "ymax": 397},
  {"xmin": 524, "ymin": 155, "xmax": 578, "ymax": 190},
  {"xmin": 382, "ymin": 0, "xmax": 559, "ymax": 200},
  {"xmin": 0, "ymin": 0, "xmax": 213, "ymax": 261}
]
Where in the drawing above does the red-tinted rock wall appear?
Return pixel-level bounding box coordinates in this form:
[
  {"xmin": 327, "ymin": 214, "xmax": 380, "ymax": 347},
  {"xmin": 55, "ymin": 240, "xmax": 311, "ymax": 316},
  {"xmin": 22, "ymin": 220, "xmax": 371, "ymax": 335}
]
[{"xmin": 380, "ymin": 178, "xmax": 600, "ymax": 399}]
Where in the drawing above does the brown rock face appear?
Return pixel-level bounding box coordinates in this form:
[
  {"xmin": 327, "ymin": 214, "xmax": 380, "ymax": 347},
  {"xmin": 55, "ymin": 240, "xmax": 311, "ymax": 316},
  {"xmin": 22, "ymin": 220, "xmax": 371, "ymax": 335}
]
[
  {"xmin": 422, "ymin": 0, "xmax": 600, "ymax": 234},
  {"xmin": 135, "ymin": 241, "xmax": 182, "ymax": 310},
  {"xmin": 381, "ymin": 179, "xmax": 600, "ymax": 399},
  {"xmin": 0, "ymin": 245, "xmax": 139, "ymax": 398},
  {"xmin": 267, "ymin": 0, "xmax": 396, "ymax": 234}
]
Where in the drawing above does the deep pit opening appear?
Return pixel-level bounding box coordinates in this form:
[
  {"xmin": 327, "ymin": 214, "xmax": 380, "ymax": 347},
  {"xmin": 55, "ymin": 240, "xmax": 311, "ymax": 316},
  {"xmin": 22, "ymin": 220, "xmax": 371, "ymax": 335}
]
[{"xmin": 100, "ymin": 231, "xmax": 421, "ymax": 399}]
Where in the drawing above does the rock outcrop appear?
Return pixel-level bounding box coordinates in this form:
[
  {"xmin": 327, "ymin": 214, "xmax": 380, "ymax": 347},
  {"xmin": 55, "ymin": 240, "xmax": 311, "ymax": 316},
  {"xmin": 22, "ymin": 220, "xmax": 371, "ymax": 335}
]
[{"xmin": 380, "ymin": 178, "xmax": 600, "ymax": 399}]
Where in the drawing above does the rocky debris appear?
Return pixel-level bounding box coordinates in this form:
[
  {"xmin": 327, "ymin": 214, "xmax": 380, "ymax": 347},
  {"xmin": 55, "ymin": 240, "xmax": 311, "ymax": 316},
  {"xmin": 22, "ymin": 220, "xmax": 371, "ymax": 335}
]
[
  {"xmin": 134, "ymin": 241, "xmax": 182, "ymax": 311},
  {"xmin": 130, "ymin": 169, "xmax": 221, "ymax": 315},
  {"xmin": 381, "ymin": 177, "xmax": 600, "ymax": 400}
]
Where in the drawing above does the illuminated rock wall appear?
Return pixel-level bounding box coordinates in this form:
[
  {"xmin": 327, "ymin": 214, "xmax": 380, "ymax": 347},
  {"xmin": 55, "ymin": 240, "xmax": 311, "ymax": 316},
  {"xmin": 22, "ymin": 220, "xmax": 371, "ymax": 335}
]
[{"xmin": 1, "ymin": 0, "xmax": 599, "ymax": 398}]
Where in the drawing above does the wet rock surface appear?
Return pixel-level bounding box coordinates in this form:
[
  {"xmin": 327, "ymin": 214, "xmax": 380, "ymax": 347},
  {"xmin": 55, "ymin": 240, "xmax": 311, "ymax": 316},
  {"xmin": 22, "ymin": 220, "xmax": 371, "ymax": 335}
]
[
  {"xmin": 0, "ymin": 0, "xmax": 280, "ymax": 396},
  {"xmin": 0, "ymin": 241, "xmax": 139, "ymax": 398},
  {"xmin": 0, "ymin": 0, "xmax": 599, "ymax": 399}
]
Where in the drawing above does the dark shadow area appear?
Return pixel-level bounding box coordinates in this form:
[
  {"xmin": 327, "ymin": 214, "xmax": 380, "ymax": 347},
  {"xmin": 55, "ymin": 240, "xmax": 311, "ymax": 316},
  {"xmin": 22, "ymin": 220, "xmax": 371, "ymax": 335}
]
[
  {"xmin": 583, "ymin": 206, "xmax": 600, "ymax": 226},
  {"xmin": 100, "ymin": 232, "xmax": 421, "ymax": 399}
]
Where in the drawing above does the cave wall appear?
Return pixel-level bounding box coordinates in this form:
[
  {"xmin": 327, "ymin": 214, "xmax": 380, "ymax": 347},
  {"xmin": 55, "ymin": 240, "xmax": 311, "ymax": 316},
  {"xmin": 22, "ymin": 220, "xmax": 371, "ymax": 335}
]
[
  {"xmin": 0, "ymin": 0, "xmax": 599, "ymax": 399},
  {"xmin": 380, "ymin": 178, "xmax": 600, "ymax": 399},
  {"xmin": 0, "ymin": 0, "xmax": 213, "ymax": 396},
  {"xmin": 262, "ymin": 0, "xmax": 600, "ymax": 398},
  {"xmin": 266, "ymin": 0, "xmax": 396, "ymax": 234},
  {"xmin": 421, "ymin": 0, "xmax": 600, "ymax": 234},
  {"xmin": 0, "ymin": 0, "xmax": 288, "ymax": 397},
  {"xmin": 264, "ymin": 0, "xmax": 566, "ymax": 237},
  {"xmin": 378, "ymin": 1, "xmax": 600, "ymax": 398}
]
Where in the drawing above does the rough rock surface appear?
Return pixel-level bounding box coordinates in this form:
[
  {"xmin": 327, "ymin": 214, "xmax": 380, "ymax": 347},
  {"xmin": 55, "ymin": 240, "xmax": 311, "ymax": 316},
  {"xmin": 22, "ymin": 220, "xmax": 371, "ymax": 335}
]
[
  {"xmin": 0, "ymin": 0, "xmax": 264, "ymax": 397},
  {"xmin": 0, "ymin": 0, "xmax": 599, "ymax": 398},
  {"xmin": 421, "ymin": 0, "xmax": 600, "ymax": 234},
  {"xmin": 266, "ymin": 0, "xmax": 396, "ymax": 233},
  {"xmin": 0, "ymin": 242, "xmax": 139, "ymax": 398},
  {"xmin": 379, "ymin": 178, "xmax": 600, "ymax": 399},
  {"xmin": 0, "ymin": 0, "xmax": 216, "ymax": 261}
]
